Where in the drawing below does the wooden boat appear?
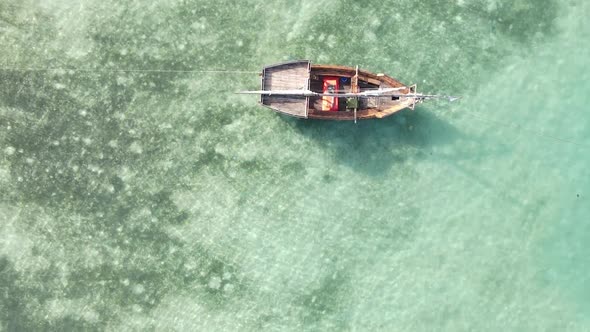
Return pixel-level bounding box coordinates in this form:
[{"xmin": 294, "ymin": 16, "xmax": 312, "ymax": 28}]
[{"xmin": 239, "ymin": 60, "xmax": 458, "ymax": 122}]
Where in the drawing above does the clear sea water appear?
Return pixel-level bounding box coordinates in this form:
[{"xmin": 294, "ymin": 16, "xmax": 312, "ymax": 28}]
[{"xmin": 1, "ymin": 0, "xmax": 589, "ymax": 330}]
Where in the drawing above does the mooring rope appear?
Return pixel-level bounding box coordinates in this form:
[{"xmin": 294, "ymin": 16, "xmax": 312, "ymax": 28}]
[
  {"xmin": 1, "ymin": 66, "xmax": 586, "ymax": 149},
  {"xmin": 0, "ymin": 68, "xmax": 260, "ymax": 74}
]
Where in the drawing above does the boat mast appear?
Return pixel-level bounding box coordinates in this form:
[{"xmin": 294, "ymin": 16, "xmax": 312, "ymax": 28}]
[
  {"xmin": 353, "ymin": 65, "xmax": 359, "ymax": 124},
  {"xmin": 237, "ymin": 87, "xmax": 407, "ymax": 97},
  {"xmin": 238, "ymin": 87, "xmax": 460, "ymax": 102}
]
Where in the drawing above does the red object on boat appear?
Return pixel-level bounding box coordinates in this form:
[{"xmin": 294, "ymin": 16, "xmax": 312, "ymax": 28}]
[{"xmin": 322, "ymin": 76, "xmax": 339, "ymax": 111}]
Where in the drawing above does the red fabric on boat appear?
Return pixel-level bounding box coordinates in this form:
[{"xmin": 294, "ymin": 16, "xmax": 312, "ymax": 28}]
[{"xmin": 322, "ymin": 77, "xmax": 339, "ymax": 111}]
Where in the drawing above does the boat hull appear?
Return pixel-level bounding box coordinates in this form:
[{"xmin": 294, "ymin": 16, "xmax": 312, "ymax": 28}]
[{"xmin": 258, "ymin": 60, "xmax": 418, "ymax": 120}]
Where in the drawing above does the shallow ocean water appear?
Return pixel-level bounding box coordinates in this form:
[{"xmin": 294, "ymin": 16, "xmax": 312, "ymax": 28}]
[{"xmin": 1, "ymin": 0, "xmax": 589, "ymax": 330}]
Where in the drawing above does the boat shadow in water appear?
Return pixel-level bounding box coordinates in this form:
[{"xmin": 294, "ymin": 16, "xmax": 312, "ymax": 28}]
[{"xmin": 287, "ymin": 107, "xmax": 510, "ymax": 176}]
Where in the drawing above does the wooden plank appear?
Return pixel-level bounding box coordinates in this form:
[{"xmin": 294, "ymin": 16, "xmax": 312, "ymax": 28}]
[
  {"xmin": 261, "ymin": 61, "xmax": 310, "ymax": 117},
  {"xmin": 351, "ymin": 73, "xmax": 359, "ymax": 93}
]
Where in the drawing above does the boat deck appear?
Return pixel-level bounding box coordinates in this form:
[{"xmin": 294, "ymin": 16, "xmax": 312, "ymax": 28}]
[{"xmin": 261, "ymin": 61, "xmax": 310, "ymax": 118}]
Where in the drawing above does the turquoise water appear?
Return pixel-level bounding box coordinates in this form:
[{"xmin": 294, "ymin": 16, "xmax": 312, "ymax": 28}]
[{"xmin": 1, "ymin": 0, "xmax": 589, "ymax": 330}]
